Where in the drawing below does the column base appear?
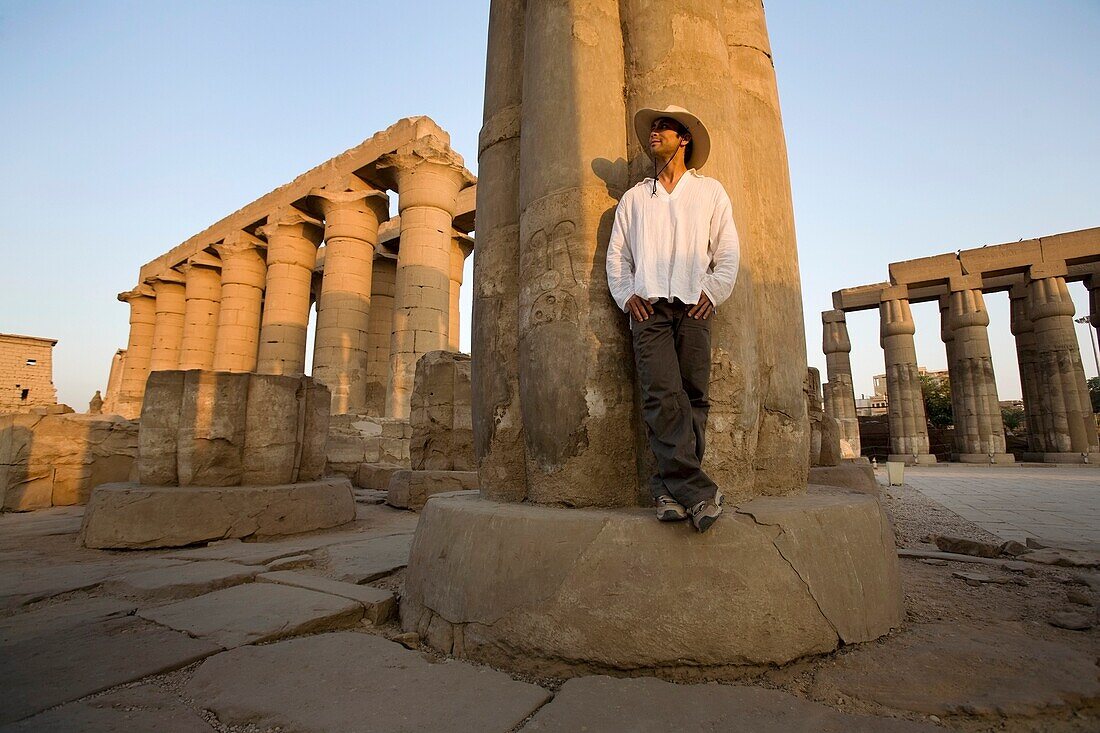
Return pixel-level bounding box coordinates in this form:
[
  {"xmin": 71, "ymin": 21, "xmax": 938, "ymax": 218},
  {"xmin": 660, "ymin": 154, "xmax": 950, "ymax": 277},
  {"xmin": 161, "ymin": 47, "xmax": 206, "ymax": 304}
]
[
  {"xmin": 957, "ymin": 453, "xmax": 1016, "ymax": 465},
  {"xmin": 79, "ymin": 478, "xmax": 356, "ymax": 549},
  {"xmin": 401, "ymin": 488, "xmax": 903, "ymax": 677},
  {"xmin": 1039, "ymin": 453, "xmax": 1100, "ymax": 465},
  {"xmin": 887, "ymin": 454, "xmax": 937, "ymax": 466}
]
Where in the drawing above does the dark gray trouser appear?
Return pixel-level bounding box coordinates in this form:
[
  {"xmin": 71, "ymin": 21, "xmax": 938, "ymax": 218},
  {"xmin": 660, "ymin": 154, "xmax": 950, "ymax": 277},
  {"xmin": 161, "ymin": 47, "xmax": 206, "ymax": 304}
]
[{"xmin": 630, "ymin": 298, "xmax": 718, "ymax": 508}]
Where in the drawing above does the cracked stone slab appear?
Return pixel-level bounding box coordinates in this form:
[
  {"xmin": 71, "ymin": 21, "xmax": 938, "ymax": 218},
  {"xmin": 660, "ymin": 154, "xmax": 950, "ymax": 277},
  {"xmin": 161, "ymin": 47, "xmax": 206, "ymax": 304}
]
[
  {"xmin": 258, "ymin": 571, "xmax": 396, "ymax": 624},
  {"xmin": 0, "ymin": 616, "xmax": 219, "ymax": 726},
  {"xmin": 185, "ymin": 632, "xmax": 550, "ymax": 732},
  {"xmin": 137, "ymin": 582, "xmax": 362, "ymax": 649},
  {"xmin": 0, "ymin": 597, "xmax": 135, "ymax": 646},
  {"xmin": 523, "ymin": 676, "xmax": 938, "ymax": 732},
  {"xmin": 102, "ymin": 561, "xmax": 260, "ymax": 600},
  {"xmin": 810, "ymin": 623, "xmax": 1100, "ymax": 716},
  {"xmin": 0, "ymin": 558, "xmax": 191, "ymax": 611},
  {"xmin": 0, "ymin": 684, "xmax": 213, "ymax": 732},
  {"xmin": 401, "ymin": 495, "xmax": 901, "ymax": 672},
  {"xmin": 326, "ymin": 532, "xmax": 415, "ymax": 583}
]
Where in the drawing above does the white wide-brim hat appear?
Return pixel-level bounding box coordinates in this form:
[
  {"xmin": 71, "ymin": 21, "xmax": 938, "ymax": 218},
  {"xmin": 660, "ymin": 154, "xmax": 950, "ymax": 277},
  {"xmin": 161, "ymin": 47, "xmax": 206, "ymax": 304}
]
[{"xmin": 633, "ymin": 105, "xmax": 712, "ymax": 170}]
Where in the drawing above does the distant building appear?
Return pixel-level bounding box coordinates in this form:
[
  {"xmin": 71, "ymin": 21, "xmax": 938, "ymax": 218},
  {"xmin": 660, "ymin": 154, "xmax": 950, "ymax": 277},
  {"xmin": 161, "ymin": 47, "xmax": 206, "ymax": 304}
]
[
  {"xmin": 862, "ymin": 366, "xmax": 947, "ymax": 416},
  {"xmin": 0, "ymin": 333, "xmax": 58, "ymax": 414}
]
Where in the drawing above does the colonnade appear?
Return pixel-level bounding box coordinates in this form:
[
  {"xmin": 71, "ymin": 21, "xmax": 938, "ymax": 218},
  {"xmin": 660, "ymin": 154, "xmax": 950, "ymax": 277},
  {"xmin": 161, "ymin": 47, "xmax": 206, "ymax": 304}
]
[
  {"xmin": 106, "ymin": 122, "xmax": 476, "ymax": 421},
  {"xmin": 823, "ymin": 239, "xmax": 1100, "ymax": 464}
]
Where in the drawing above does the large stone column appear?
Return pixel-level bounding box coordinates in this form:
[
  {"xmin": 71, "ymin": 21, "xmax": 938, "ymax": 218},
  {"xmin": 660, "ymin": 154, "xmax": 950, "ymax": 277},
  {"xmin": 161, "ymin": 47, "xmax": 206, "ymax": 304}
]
[
  {"xmin": 938, "ymin": 296, "xmax": 963, "ymax": 458},
  {"xmin": 1027, "ymin": 265, "xmax": 1100, "ymax": 460},
  {"xmin": 377, "ymin": 138, "xmax": 474, "ymax": 419},
  {"xmin": 1009, "ymin": 284, "xmax": 1044, "ymax": 456},
  {"xmin": 212, "ymin": 231, "xmax": 267, "ymax": 373},
  {"xmin": 821, "ymin": 310, "xmax": 861, "ymax": 460},
  {"xmin": 148, "ymin": 270, "xmax": 187, "ymax": 372},
  {"xmin": 448, "ymin": 233, "xmax": 473, "ymax": 352},
  {"xmin": 718, "ymin": 0, "xmax": 809, "ymax": 493},
  {"xmin": 102, "ymin": 348, "xmax": 126, "ymax": 415},
  {"xmin": 880, "ymin": 287, "xmax": 936, "ymax": 464},
  {"xmin": 945, "ymin": 276, "xmax": 1013, "ymax": 463},
  {"xmin": 516, "ymin": 0, "xmax": 637, "ymax": 506},
  {"xmin": 473, "ymin": 0, "xmax": 527, "ymax": 501},
  {"xmin": 177, "ymin": 254, "xmax": 222, "ymax": 371},
  {"xmin": 310, "ymin": 184, "xmax": 389, "ymax": 414},
  {"xmin": 364, "ymin": 253, "xmax": 396, "ymax": 416},
  {"xmin": 620, "ymin": 0, "xmax": 759, "ymax": 501},
  {"xmin": 114, "ymin": 286, "xmax": 156, "ymax": 419},
  {"xmin": 255, "ymin": 207, "xmax": 323, "ymax": 376}
]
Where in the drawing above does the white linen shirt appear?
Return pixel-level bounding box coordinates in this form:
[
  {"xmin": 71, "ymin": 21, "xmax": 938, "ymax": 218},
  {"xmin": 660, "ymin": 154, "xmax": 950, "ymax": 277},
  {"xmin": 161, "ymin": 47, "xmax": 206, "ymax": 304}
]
[{"xmin": 605, "ymin": 169, "xmax": 740, "ymax": 312}]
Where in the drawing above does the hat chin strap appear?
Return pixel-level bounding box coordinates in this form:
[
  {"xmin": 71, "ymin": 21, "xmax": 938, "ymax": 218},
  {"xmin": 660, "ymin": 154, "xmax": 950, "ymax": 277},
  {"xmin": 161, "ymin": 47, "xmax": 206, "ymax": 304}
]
[{"xmin": 651, "ymin": 147, "xmax": 678, "ymax": 196}]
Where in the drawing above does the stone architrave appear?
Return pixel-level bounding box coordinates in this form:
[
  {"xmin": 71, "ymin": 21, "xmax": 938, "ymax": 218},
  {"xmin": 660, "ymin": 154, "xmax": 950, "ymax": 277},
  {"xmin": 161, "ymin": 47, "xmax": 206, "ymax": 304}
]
[
  {"xmin": 448, "ymin": 233, "xmax": 473, "ymax": 352},
  {"xmin": 1009, "ymin": 285, "xmax": 1045, "ymax": 456},
  {"xmin": 821, "ymin": 310, "xmax": 861, "ymax": 460},
  {"xmin": 114, "ymin": 287, "xmax": 156, "ymax": 419},
  {"xmin": 177, "ymin": 255, "xmax": 223, "ymax": 371},
  {"xmin": 310, "ymin": 183, "xmax": 390, "ymax": 415},
  {"xmin": 212, "ymin": 231, "xmax": 267, "ymax": 373},
  {"xmin": 364, "ymin": 253, "xmax": 397, "ymax": 416},
  {"xmin": 256, "ymin": 207, "xmax": 324, "ymax": 376},
  {"xmin": 473, "ymin": 0, "xmax": 527, "ymax": 502},
  {"xmin": 1026, "ymin": 266, "xmax": 1100, "ymax": 461},
  {"xmin": 148, "ymin": 271, "xmax": 187, "ymax": 373},
  {"xmin": 879, "ymin": 287, "xmax": 936, "ymax": 464},
  {"xmin": 377, "ymin": 137, "xmax": 475, "ymax": 419},
  {"xmin": 945, "ymin": 277, "xmax": 1013, "ymax": 463},
  {"xmin": 101, "ymin": 348, "xmax": 126, "ymax": 415}
]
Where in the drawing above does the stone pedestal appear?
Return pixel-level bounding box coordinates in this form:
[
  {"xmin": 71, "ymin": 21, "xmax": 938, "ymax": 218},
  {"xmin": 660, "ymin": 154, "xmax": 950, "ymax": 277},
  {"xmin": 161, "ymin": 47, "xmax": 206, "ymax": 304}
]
[
  {"xmin": 256, "ymin": 207, "xmax": 324, "ymax": 376},
  {"xmin": 115, "ymin": 286, "xmax": 156, "ymax": 419},
  {"xmin": 402, "ymin": 490, "xmax": 902, "ymax": 675},
  {"xmin": 310, "ymin": 184, "xmax": 390, "ymax": 414},
  {"xmin": 213, "ymin": 232, "xmax": 267, "ymax": 373},
  {"xmin": 148, "ymin": 271, "xmax": 187, "ymax": 372},
  {"xmin": 880, "ymin": 289, "xmax": 936, "ymax": 465}
]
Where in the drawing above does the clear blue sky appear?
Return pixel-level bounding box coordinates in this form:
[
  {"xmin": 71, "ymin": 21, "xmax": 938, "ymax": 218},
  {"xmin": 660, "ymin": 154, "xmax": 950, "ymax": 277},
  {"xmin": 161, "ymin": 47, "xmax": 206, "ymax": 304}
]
[{"xmin": 1, "ymin": 1, "xmax": 1097, "ymax": 407}]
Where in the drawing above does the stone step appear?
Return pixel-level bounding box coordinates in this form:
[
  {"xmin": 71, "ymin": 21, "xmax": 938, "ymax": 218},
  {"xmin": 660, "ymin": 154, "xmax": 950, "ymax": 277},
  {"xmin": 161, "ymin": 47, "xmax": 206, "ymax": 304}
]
[{"xmin": 257, "ymin": 571, "xmax": 396, "ymax": 624}]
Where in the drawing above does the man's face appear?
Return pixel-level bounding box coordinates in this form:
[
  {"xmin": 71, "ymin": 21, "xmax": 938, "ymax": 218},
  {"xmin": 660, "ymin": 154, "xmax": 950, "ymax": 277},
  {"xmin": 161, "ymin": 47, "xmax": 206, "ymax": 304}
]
[{"xmin": 649, "ymin": 117, "xmax": 688, "ymax": 159}]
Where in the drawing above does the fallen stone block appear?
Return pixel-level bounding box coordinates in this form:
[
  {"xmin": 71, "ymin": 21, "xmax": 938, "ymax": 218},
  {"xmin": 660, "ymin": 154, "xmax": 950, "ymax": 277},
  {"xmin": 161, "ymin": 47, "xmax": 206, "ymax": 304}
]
[
  {"xmin": 1049, "ymin": 611, "xmax": 1094, "ymax": 631},
  {"xmin": 355, "ymin": 462, "xmax": 404, "ymax": 490},
  {"xmin": 137, "ymin": 582, "xmax": 362, "ymax": 649},
  {"xmin": 387, "ymin": 469, "xmax": 479, "ymax": 510},
  {"xmin": 808, "ymin": 464, "xmax": 878, "ymax": 494},
  {"xmin": 933, "ymin": 535, "xmax": 1002, "ymax": 558},
  {"xmin": 258, "ymin": 571, "xmax": 396, "ymax": 624},
  {"xmin": 184, "ymin": 632, "xmax": 551, "ymax": 733},
  {"xmin": 80, "ymin": 478, "xmax": 356, "ymax": 549}
]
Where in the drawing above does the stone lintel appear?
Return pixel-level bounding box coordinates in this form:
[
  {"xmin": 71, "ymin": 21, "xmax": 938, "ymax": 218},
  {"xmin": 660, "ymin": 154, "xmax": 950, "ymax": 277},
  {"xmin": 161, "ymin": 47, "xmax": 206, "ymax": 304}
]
[
  {"xmin": 1041, "ymin": 228, "xmax": 1100, "ymax": 267},
  {"xmin": 146, "ymin": 269, "xmax": 186, "ymax": 286},
  {"xmin": 1029, "ymin": 261, "xmax": 1068, "ymax": 280},
  {"xmin": 831, "ymin": 282, "xmax": 890, "ymax": 311},
  {"xmin": 948, "ymin": 273, "xmax": 983, "ymax": 293},
  {"xmin": 888, "ymin": 253, "xmax": 960, "ymax": 288},
  {"xmin": 879, "ymin": 284, "xmax": 910, "ymax": 303},
  {"xmin": 957, "ymin": 238, "xmax": 1041, "ymax": 278},
  {"xmin": 138, "ymin": 116, "xmax": 453, "ymax": 282}
]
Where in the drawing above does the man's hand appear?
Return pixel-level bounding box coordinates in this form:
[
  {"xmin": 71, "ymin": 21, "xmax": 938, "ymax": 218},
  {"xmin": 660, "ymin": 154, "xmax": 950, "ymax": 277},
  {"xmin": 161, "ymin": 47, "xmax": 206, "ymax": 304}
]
[
  {"xmin": 626, "ymin": 295, "xmax": 655, "ymax": 322},
  {"xmin": 688, "ymin": 291, "xmax": 713, "ymax": 320}
]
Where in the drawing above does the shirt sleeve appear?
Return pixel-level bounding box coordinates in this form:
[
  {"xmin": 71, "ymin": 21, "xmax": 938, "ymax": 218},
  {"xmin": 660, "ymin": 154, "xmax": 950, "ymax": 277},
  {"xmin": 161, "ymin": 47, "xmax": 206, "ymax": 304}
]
[
  {"xmin": 605, "ymin": 197, "xmax": 636, "ymax": 312},
  {"xmin": 700, "ymin": 183, "xmax": 740, "ymax": 308}
]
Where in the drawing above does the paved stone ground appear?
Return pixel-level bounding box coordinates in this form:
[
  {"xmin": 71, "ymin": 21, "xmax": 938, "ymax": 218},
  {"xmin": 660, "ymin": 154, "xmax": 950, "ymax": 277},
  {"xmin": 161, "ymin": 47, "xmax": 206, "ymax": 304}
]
[
  {"xmin": 900, "ymin": 465, "xmax": 1100, "ymax": 545},
  {"xmin": 0, "ymin": 484, "xmax": 1097, "ymax": 732}
]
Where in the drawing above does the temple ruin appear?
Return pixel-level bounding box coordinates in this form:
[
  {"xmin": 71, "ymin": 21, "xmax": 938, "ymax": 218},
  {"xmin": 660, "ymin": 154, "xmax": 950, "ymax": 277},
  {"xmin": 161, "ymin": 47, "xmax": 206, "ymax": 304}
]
[{"xmin": 824, "ymin": 228, "xmax": 1100, "ymax": 464}]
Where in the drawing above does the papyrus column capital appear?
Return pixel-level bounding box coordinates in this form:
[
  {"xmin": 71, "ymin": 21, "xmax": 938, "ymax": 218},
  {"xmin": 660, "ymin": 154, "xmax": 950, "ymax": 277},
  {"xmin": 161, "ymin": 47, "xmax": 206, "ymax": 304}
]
[
  {"xmin": 118, "ymin": 284, "xmax": 156, "ymax": 304},
  {"xmin": 1027, "ymin": 273, "xmax": 1075, "ymax": 322},
  {"xmin": 377, "ymin": 135, "xmax": 476, "ymax": 213},
  {"xmin": 311, "ymin": 184, "xmax": 390, "ymax": 243},
  {"xmin": 258, "ymin": 206, "xmax": 324, "ymax": 247},
  {"xmin": 821, "ymin": 309, "xmax": 851, "ymax": 354}
]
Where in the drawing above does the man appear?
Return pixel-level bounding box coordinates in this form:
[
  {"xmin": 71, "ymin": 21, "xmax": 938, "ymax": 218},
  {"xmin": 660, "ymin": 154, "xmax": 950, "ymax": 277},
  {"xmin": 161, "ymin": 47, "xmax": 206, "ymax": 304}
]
[{"xmin": 605, "ymin": 105, "xmax": 740, "ymax": 533}]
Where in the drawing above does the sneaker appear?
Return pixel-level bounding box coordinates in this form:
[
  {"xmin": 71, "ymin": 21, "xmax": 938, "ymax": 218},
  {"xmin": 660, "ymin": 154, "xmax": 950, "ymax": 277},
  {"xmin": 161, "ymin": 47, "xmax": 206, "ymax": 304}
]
[
  {"xmin": 689, "ymin": 492, "xmax": 724, "ymax": 533},
  {"xmin": 655, "ymin": 494, "xmax": 688, "ymax": 522}
]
